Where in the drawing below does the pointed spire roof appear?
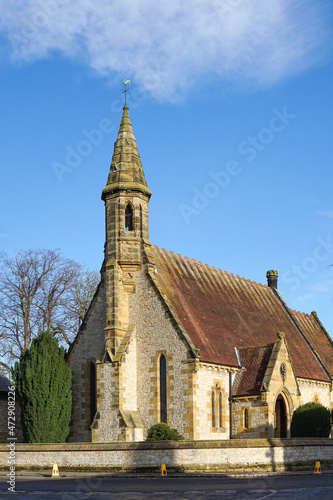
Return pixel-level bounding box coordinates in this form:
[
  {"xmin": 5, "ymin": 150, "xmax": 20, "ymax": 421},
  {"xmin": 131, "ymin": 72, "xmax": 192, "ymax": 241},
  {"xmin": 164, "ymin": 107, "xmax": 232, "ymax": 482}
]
[{"xmin": 102, "ymin": 105, "xmax": 151, "ymax": 200}]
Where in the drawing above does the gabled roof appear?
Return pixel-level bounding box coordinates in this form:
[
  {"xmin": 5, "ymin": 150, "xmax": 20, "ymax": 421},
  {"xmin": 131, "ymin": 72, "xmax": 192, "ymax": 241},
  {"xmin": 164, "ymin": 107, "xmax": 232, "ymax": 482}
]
[
  {"xmin": 291, "ymin": 310, "xmax": 333, "ymax": 377},
  {"xmin": 233, "ymin": 345, "xmax": 273, "ymax": 396},
  {"xmin": 150, "ymin": 246, "xmax": 331, "ymax": 383}
]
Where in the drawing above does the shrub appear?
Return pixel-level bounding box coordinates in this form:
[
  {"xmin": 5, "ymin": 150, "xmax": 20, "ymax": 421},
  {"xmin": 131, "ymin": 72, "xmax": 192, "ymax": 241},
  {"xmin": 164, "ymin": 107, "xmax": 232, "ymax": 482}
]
[
  {"xmin": 12, "ymin": 332, "xmax": 72, "ymax": 443},
  {"xmin": 290, "ymin": 402, "xmax": 330, "ymax": 438},
  {"xmin": 146, "ymin": 423, "xmax": 184, "ymax": 441}
]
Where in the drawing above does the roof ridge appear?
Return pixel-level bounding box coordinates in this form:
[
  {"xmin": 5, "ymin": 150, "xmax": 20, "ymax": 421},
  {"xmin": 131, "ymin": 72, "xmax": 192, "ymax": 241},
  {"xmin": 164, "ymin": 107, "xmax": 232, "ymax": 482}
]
[
  {"xmin": 152, "ymin": 245, "xmax": 268, "ymax": 288},
  {"xmin": 291, "ymin": 309, "xmax": 313, "ymax": 319}
]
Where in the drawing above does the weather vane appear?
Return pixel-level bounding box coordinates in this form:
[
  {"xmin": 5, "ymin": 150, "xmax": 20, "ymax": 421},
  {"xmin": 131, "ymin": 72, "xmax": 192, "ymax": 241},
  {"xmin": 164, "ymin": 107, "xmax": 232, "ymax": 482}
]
[{"xmin": 122, "ymin": 79, "xmax": 131, "ymax": 105}]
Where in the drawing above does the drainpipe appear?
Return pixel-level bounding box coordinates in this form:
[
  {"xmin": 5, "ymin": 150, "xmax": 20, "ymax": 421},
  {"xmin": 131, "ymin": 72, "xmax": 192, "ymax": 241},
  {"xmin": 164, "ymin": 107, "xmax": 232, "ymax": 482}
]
[{"xmin": 229, "ymin": 369, "xmax": 233, "ymax": 439}]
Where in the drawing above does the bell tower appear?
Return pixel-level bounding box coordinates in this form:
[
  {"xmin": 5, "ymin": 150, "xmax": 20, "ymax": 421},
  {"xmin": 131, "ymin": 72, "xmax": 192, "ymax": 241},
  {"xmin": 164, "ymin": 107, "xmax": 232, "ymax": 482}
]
[{"xmin": 101, "ymin": 104, "xmax": 152, "ymax": 356}]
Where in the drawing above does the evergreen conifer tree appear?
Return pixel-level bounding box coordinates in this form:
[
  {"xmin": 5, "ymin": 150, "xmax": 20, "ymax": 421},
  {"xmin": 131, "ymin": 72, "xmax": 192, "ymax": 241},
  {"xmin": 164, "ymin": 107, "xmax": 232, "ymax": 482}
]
[{"xmin": 12, "ymin": 332, "xmax": 72, "ymax": 443}]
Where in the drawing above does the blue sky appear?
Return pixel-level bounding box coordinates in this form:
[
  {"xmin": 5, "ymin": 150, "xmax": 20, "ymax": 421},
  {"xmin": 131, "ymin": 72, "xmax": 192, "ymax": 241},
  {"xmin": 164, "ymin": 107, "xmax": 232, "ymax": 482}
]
[{"xmin": 0, "ymin": 1, "xmax": 333, "ymax": 337}]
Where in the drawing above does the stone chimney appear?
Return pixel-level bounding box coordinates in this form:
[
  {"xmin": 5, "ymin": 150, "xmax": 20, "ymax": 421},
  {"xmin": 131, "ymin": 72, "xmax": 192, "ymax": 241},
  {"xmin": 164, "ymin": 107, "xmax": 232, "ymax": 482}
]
[{"xmin": 266, "ymin": 270, "xmax": 278, "ymax": 289}]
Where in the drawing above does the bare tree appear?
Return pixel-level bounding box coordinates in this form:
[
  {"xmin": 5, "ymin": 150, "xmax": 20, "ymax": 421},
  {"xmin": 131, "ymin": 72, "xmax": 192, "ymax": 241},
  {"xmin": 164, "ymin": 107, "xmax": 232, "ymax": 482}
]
[
  {"xmin": 0, "ymin": 249, "xmax": 99, "ymax": 375},
  {"xmin": 65, "ymin": 269, "xmax": 101, "ymax": 331}
]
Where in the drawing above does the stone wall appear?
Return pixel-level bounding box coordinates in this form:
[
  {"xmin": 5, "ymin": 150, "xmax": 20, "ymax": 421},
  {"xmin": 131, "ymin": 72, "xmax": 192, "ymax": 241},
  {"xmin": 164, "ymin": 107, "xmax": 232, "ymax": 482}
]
[
  {"xmin": 0, "ymin": 439, "xmax": 332, "ymax": 473},
  {"xmin": 91, "ymin": 362, "xmax": 120, "ymax": 442},
  {"xmin": 121, "ymin": 331, "xmax": 137, "ymax": 413},
  {"xmin": 68, "ymin": 279, "xmax": 106, "ymax": 442},
  {"xmin": 298, "ymin": 379, "xmax": 332, "ymax": 408},
  {"xmin": 195, "ymin": 364, "xmax": 232, "ymax": 440},
  {"xmin": 129, "ymin": 270, "xmax": 190, "ymax": 439},
  {"xmin": 232, "ymin": 398, "xmax": 266, "ymax": 439}
]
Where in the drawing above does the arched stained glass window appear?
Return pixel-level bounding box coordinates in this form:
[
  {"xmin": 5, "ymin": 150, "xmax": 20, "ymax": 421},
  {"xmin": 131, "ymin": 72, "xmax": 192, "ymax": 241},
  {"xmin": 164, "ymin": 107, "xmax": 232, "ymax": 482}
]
[
  {"xmin": 125, "ymin": 204, "xmax": 133, "ymax": 231},
  {"xmin": 160, "ymin": 355, "xmax": 167, "ymax": 423},
  {"xmin": 90, "ymin": 362, "xmax": 97, "ymax": 424}
]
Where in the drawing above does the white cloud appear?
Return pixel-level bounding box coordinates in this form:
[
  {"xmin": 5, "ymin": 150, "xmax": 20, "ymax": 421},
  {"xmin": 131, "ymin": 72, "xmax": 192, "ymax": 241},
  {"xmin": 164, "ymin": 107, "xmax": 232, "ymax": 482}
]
[
  {"xmin": 0, "ymin": 0, "xmax": 332, "ymax": 100},
  {"xmin": 295, "ymin": 292, "xmax": 316, "ymax": 303},
  {"xmin": 295, "ymin": 278, "xmax": 333, "ymax": 303},
  {"xmin": 311, "ymin": 279, "xmax": 333, "ymax": 294},
  {"xmin": 317, "ymin": 210, "xmax": 333, "ymax": 218}
]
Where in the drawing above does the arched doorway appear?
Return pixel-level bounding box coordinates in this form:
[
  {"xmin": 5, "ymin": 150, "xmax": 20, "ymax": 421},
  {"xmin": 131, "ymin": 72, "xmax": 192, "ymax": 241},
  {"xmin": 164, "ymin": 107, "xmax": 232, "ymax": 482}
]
[{"xmin": 275, "ymin": 395, "xmax": 287, "ymax": 438}]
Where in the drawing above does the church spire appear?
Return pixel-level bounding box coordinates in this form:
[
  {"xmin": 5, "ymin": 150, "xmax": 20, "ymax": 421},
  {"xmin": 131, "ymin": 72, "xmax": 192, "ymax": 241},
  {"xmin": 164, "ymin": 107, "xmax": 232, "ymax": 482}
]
[{"xmin": 102, "ymin": 105, "xmax": 151, "ymax": 200}]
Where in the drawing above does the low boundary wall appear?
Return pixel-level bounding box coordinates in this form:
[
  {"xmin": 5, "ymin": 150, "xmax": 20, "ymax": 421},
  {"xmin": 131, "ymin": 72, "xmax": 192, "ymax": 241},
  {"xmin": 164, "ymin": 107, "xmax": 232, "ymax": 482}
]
[{"xmin": 0, "ymin": 438, "xmax": 332, "ymax": 473}]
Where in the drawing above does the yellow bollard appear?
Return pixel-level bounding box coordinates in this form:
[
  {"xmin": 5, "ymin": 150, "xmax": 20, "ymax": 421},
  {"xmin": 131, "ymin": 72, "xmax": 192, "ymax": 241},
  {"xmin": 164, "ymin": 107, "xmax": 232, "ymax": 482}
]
[
  {"xmin": 161, "ymin": 464, "xmax": 167, "ymax": 476},
  {"xmin": 314, "ymin": 461, "xmax": 321, "ymax": 474},
  {"xmin": 51, "ymin": 464, "xmax": 60, "ymax": 477}
]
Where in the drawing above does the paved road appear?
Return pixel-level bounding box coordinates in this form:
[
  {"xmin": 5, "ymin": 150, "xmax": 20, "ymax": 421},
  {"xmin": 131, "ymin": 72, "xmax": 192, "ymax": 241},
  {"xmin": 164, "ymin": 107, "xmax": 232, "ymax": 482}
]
[{"xmin": 0, "ymin": 475, "xmax": 332, "ymax": 499}]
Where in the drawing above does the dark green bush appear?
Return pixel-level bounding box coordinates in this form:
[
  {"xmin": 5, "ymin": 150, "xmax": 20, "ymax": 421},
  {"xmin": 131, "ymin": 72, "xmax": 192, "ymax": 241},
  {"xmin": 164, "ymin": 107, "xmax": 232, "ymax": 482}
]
[
  {"xmin": 12, "ymin": 332, "xmax": 72, "ymax": 443},
  {"xmin": 290, "ymin": 402, "xmax": 330, "ymax": 438},
  {"xmin": 146, "ymin": 423, "xmax": 184, "ymax": 441}
]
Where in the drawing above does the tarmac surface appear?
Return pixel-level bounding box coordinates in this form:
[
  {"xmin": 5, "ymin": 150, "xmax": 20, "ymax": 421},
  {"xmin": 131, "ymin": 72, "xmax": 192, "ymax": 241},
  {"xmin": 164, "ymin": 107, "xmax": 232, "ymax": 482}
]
[
  {"xmin": 1, "ymin": 468, "xmax": 332, "ymax": 478},
  {"xmin": 1, "ymin": 470, "xmax": 333, "ymax": 499}
]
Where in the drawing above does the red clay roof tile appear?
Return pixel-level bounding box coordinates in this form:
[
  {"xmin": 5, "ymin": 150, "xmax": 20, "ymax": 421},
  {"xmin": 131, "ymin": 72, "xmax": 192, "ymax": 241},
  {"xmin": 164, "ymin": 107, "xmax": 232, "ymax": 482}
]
[
  {"xmin": 291, "ymin": 310, "xmax": 333, "ymax": 376},
  {"xmin": 233, "ymin": 345, "xmax": 273, "ymax": 396},
  {"xmin": 151, "ymin": 247, "xmax": 330, "ymax": 383}
]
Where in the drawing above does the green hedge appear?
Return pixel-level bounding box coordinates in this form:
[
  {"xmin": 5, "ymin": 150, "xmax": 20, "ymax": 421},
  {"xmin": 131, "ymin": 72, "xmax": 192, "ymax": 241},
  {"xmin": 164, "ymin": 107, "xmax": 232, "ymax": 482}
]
[
  {"xmin": 146, "ymin": 423, "xmax": 184, "ymax": 441},
  {"xmin": 290, "ymin": 402, "xmax": 331, "ymax": 438}
]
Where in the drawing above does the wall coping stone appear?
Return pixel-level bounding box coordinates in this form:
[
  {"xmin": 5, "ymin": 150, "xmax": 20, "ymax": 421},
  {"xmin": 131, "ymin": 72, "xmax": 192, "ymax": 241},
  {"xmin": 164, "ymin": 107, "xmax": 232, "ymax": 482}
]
[{"xmin": 1, "ymin": 438, "xmax": 332, "ymax": 452}]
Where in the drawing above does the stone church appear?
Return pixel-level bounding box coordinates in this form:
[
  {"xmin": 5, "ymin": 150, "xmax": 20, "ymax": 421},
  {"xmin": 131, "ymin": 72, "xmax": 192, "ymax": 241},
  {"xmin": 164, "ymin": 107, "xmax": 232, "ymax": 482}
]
[{"xmin": 68, "ymin": 105, "xmax": 333, "ymax": 442}]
